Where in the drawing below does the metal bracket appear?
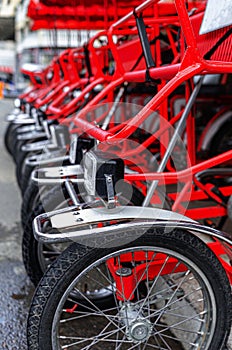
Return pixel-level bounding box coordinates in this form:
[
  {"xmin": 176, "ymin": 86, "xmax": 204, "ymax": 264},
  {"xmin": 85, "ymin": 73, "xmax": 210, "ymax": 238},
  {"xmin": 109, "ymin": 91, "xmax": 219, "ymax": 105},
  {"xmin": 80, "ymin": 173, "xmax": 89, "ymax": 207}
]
[
  {"xmin": 105, "ymin": 174, "xmax": 116, "ymax": 209},
  {"xmin": 25, "ymin": 150, "xmax": 69, "ymax": 166},
  {"xmin": 31, "ymin": 164, "xmax": 84, "ymax": 185},
  {"xmin": 33, "ymin": 205, "xmax": 232, "ymax": 255},
  {"xmin": 12, "ymin": 118, "xmax": 36, "ymax": 125},
  {"xmin": 21, "ymin": 139, "xmax": 52, "ymax": 152},
  {"xmin": 65, "ymin": 180, "xmax": 80, "ymax": 206},
  {"xmin": 17, "ymin": 131, "xmax": 47, "ymax": 141},
  {"xmin": 16, "ymin": 125, "xmax": 41, "ymax": 133}
]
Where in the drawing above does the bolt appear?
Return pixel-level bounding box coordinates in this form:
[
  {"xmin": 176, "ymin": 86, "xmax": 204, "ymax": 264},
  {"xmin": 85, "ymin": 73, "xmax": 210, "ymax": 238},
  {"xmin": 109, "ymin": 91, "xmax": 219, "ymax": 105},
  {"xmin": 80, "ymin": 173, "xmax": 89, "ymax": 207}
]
[{"xmin": 116, "ymin": 267, "xmax": 132, "ymax": 276}]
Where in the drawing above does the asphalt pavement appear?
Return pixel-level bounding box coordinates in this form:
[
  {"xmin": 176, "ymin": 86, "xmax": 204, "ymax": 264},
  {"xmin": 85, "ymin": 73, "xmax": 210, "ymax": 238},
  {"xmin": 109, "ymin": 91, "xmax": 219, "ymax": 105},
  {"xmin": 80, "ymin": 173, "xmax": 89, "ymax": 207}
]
[
  {"xmin": 0, "ymin": 98, "xmax": 231, "ymax": 349},
  {"xmin": 0, "ymin": 98, "xmax": 34, "ymax": 349}
]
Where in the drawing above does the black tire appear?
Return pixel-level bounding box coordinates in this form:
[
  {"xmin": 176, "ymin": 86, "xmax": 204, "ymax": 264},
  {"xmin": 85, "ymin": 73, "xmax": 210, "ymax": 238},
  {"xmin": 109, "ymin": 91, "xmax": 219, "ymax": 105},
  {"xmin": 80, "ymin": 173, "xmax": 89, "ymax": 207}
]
[
  {"xmin": 16, "ymin": 147, "xmax": 46, "ymax": 192},
  {"xmin": 14, "ymin": 139, "xmax": 28, "ymax": 162},
  {"xmin": 27, "ymin": 228, "xmax": 232, "ymax": 350},
  {"xmin": 21, "ymin": 181, "xmax": 52, "ymax": 229},
  {"xmin": 12, "ymin": 137, "xmax": 29, "ymax": 162},
  {"xmin": 20, "ymin": 161, "xmax": 36, "ymax": 194},
  {"xmin": 22, "ymin": 183, "xmax": 144, "ymax": 286},
  {"xmin": 15, "ymin": 150, "xmax": 40, "ymax": 190},
  {"xmin": 13, "ymin": 131, "xmax": 48, "ymax": 161},
  {"xmin": 4, "ymin": 122, "xmax": 20, "ymax": 156},
  {"xmin": 22, "ymin": 184, "xmax": 72, "ymax": 285},
  {"xmin": 21, "ymin": 180, "xmax": 39, "ymax": 229}
]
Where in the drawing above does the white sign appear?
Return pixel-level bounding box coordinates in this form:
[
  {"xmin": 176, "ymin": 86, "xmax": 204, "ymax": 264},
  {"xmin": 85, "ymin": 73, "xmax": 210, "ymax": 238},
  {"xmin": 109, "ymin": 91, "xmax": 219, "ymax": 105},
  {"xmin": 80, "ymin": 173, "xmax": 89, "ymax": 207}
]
[{"xmin": 200, "ymin": 0, "xmax": 232, "ymax": 34}]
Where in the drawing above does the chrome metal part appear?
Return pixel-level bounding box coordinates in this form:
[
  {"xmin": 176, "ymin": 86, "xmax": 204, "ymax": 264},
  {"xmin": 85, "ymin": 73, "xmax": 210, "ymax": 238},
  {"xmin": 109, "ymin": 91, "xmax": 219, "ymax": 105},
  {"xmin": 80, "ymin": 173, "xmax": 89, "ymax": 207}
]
[
  {"xmin": 129, "ymin": 320, "xmax": 152, "ymax": 342},
  {"xmin": 64, "ymin": 181, "xmax": 80, "ymax": 206},
  {"xmin": 101, "ymin": 86, "xmax": 125, "ymax": 130},
  {"xmin": 116, "ymin": 267, "xmax": 132, "ymax": 276},
  {"xmin": 31, "ymin": 165, "xmax": 84, "ymax": 185},
  {"xmin": 33, "ymin": 205, "xmax": 232, "ymax": 248},
  {"xmin": 12, "ymin": 118, "xmax": 36, "ymax": 125},
  {"xmin": 16, "ymin": 125, "xmax": 39, "ymax": 133},
  {"xmin": 49, "ymin": 125, "xmax": 58, "ymax": 148},
  {"xmin": 42, "ymin": 120, "xmax": 51, "ymax": 139},
  {"xmin": 120, "ymin": 304, "xmax": 152, "ymax": 342},
  {"xmin": 8, "ymin": 113, "xmax": 30, "ymax": 121},
  {"xmin": 69, "ymin": 134, "xmax": 78, "ymax": 164},
  {"xmin": 5, "ymin": 112, "xmax": 20, "ymax": 122},
  {"xmin": 17, "ymin": 131, "xmax": 47, "ymax": 141},
  {"xmin": 105, "ymin": 174, "xmax": 116, "ymax": 209},
  {"xmin": 21, "ymin": 139, "xmax": 52, "ymax": 152},
  {"xmin": 26, "ymin": 151, "xmax": 69, "ymax": 166}
]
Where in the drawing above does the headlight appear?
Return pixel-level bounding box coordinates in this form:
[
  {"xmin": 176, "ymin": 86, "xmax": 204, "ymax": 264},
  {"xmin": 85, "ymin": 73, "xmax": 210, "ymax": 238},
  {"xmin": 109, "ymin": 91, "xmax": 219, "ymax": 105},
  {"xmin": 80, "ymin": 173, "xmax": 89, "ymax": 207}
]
[{"xmin": 83, "ymin": 149, "xmax": 124, "ymax": 198}]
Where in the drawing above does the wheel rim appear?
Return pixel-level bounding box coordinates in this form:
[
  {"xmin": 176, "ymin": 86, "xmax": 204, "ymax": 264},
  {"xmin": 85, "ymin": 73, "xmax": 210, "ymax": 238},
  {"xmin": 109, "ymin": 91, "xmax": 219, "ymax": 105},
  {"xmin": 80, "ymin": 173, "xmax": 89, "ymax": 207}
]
[{"xmin": 52, "ymin": 246, "xmax": 217, "ymax": 350}]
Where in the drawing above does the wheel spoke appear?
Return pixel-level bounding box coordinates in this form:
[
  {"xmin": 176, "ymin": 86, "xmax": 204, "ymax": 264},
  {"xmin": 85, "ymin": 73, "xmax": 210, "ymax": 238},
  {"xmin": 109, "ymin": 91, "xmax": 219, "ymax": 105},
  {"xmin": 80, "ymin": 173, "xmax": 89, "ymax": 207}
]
[
  {"xmin": 153, "ymin": 328, "xmax": 175, "ymax": 350},
  {"xmin": 82, "ymin": 264, "xmax": 116, "ymax": 295},
  {"xmin": 78, "ymin": 320, "xmax": 124, "ymax": 350},
  {"xmin": 153, "ymin": 269, "xmax": 192, "ymax": 327},
  {"xmin": 154, "ymin": 310, "xmax": 207, "ymax": 336},
  {"xmin": 136, "ymin": 255, "xmax": 171, "ymax": 316},
  {"xmin": 68, "ymin": 286, "xmax": 127, "ymax": 336},
  {"xmin": 60, "ymin": 308, "xmax": 119, "ymax": 323},
  {"xmin": 153, "ymin": 325, "xmax": 200, "ymax": 348},
  {"xmin": 48, "ymin": 241, "xmax": 222, "ymax": 349}
]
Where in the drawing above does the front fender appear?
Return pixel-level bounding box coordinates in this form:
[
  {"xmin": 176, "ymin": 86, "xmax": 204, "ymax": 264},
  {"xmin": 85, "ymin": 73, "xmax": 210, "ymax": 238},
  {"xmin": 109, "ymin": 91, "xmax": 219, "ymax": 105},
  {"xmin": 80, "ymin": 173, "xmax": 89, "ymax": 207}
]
[
  {"xmin": 33, "ymin": 205, "xmax": 232, "ymax": 246},
  {"xmin": 33, "ymin": 205, "xmax": 232, "ymax": 282}
]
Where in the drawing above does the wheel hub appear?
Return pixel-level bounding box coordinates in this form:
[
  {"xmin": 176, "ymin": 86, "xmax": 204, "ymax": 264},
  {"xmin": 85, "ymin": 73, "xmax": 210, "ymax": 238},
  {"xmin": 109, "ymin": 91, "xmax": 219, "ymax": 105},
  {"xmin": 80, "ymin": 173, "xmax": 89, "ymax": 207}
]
[
  {"xmin": 129, "ymin": 320, "xmax": 152, "ymax": 342},
  {"xmin": 120, "ymin": 304, "xmax": 152, "ymax": 342}
]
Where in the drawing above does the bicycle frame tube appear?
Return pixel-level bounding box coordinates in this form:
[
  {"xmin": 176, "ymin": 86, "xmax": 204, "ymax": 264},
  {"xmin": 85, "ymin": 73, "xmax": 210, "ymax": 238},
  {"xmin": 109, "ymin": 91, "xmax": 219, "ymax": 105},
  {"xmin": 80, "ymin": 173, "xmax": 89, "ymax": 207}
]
[
  {"xmin": 125, "ymin": 150, "xmax": 232, "ymax": 184},
  {"xmin": 142, "ymin": 76, "xmax": 204, "ymax": 206}
]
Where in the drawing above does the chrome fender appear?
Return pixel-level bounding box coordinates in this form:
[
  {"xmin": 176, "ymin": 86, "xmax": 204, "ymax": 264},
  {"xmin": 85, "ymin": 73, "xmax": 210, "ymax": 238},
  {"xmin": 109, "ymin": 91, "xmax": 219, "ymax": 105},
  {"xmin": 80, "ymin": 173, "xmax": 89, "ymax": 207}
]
[{"xmin": 33, "ymin": 206, "xmax": 232, "ymax": 248}]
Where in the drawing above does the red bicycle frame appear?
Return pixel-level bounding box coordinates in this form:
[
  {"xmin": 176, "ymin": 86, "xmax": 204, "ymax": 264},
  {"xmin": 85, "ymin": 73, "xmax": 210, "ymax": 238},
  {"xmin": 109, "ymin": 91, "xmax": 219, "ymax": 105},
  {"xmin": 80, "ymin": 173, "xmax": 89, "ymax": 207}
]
[{"xmin": 65, "ymin": 0, "xmax": 232, "ymax": 249}]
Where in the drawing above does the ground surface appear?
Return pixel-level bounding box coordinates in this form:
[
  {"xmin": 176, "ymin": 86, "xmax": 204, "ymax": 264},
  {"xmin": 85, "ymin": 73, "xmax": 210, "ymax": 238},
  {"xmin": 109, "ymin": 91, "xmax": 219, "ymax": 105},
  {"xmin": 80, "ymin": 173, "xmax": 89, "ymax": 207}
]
[
  {"xmin": 0, "ymin": 98, "xmax": 231, "ymax": 349},
  {"xmin": 0, "ymin": 99, "xmax": 34, "ymax": 349}
]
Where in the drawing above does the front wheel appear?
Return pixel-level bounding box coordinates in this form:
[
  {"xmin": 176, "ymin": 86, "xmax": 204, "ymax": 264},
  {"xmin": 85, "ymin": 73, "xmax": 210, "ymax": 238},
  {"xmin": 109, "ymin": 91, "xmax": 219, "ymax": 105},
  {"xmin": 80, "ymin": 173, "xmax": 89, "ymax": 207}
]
[{"xmin": 27, "ymin": 227, "xmax": 232, "ymax": 350}]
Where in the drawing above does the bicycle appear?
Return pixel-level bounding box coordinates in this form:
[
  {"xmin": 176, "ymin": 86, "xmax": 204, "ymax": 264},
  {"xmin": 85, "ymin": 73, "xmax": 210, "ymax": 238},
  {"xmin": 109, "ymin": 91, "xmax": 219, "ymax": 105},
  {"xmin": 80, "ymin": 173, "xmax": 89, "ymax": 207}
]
[{"xmin": 27, "ymin": 0, "xmax": 232, "ymax": 348}]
